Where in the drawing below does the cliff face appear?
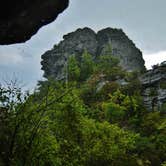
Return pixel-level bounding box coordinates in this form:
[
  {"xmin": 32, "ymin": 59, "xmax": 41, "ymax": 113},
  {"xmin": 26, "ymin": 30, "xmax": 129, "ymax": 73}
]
[
  {"xmin": 41, "ymin": 27, "xmax": 145, "ymax": 79},
  {"xmin": 140, "ymin": 62, "xmax": 166, "ymax": 111},
  {"xmin": 97, "ymin": 28, "xmax": 145, "ymax": 71},
  {"xmin": 0, "ymin": 0, "xmax": 69, "ymax": 44}
]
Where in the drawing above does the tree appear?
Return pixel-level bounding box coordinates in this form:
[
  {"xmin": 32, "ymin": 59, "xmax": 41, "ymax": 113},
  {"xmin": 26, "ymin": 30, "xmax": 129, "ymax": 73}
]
[
  {"xmin": 68, "ymin": 55, "xmax": 80, "ymax": 82},
  {"xmin": 80, "ymin": 50, "xmax": 95, "ymax": 81}
]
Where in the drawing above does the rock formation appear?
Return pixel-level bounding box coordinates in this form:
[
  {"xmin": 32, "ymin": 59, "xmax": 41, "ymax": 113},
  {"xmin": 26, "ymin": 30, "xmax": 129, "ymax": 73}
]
[
  {"xmin": 41, "ymin": 27, "xmax": 166, "ymax": 110},
  {"xmin": 0, "ymin": 0, "xmax": 69, "ymax": 45},
  {"xmin": 97, "ymin": 28, "xmax": 145, "ymax": 71},
  {"xmin": 140, "ymin": 61, "xmax": 166, "ymax": 111},
  {"xmin": 41, "ymin": 27, "xmax": 145, "ymax": 80}
]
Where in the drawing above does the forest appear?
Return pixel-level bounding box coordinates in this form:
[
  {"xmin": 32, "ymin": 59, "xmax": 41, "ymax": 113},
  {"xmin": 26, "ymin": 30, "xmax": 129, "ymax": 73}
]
[{"xmin": 0, "ymin": 51, "xmax": 166, "ymax": 166}]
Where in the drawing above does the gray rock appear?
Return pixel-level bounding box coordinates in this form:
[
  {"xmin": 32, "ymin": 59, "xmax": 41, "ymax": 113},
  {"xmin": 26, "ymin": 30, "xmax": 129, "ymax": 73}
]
[
  {"xmin": 41, "ymin": 27, "xmax": 146, "ymax": 80},
  {"xmin": 140, "ymin": 62, "xmax": 166, "ymax": 110},
  {"xmin": 97, "ymin": 28, "xmax": 145, "ymax": 71},
  {"xmin": 41, "ymin": 27, "xmax": 166, "ymax": 111}
]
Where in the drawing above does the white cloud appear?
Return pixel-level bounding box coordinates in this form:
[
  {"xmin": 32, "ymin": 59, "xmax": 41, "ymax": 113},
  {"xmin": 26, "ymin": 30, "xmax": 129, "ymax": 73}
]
[
  {"xmin": 0, "ymin": 47, "xmax": 23, "ymax": 65},
  {"xmin": 143, "ymin": 51, "xmax": 166, "ymax": 69},
  {"xmin": 0, "ymin": 45, "xmax": 43, "ymax": 91}
]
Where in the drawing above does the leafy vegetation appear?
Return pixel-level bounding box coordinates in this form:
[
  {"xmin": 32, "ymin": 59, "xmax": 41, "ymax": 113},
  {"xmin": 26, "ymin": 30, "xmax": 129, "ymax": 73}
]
[{"xmin": 0, "ymin": 51, "xmax": 165, "ymax": 166}]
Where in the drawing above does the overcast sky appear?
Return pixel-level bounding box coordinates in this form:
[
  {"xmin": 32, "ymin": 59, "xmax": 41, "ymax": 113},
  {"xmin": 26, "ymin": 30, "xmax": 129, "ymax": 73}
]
[{"xmin": 0, "ymin": 0, "xmax": 166, "ymax": 90}]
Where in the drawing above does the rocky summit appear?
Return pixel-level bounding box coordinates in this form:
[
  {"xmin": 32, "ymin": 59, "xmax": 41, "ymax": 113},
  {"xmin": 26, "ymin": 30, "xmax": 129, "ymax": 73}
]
[{"xmin": 41, "ymin": 27, "xmax": 145, "ymax": 80}]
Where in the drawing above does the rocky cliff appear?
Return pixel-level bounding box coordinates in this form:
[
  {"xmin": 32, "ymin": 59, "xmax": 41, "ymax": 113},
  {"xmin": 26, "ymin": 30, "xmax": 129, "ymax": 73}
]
[
  {"xmin": 41, "ymin": 27, "xmax": 145, "ymax": 80},
  {"xmin": 41, "ymin": 28, "xmax": 166, "ymax": 111},
  {"xmin": 0, "ymin": 0, "xmax": 69, "ymax": 44},
  {"xmin": 140, "ymin": 61, "xmax": 166, "ymax": 111}
]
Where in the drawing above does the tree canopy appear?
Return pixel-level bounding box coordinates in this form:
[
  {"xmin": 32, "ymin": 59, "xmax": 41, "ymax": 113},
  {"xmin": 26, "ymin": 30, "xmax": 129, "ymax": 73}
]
[{"xmin": 0, "ymin": 51, "xmax": 165, "ymax": 166}]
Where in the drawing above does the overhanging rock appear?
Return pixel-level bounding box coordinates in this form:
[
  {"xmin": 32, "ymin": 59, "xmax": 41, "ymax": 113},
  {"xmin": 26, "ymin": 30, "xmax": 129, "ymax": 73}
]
[{"xmin": 0, "ymin": 0, "xmax": 69, "ymax": 45}]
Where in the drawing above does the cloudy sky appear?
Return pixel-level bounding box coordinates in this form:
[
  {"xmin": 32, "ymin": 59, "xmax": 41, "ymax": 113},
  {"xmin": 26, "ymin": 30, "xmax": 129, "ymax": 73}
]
[{"xmin": 0, "ymin": 0, "xmax": 166, "ymax": 90}]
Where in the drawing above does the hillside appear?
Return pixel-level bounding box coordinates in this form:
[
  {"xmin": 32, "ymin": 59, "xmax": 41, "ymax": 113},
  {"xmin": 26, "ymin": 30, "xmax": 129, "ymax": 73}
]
[
  {"xmin": 41, "ymin": 27, "xmax": 165, "ymax": 111},
  {"xmin": 0, "ymin": 28, "xmax": 165, "ymax": 166}
]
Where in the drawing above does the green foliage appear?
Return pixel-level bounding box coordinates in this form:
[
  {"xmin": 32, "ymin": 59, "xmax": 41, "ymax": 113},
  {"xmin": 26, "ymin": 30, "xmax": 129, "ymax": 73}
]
[
  {"xmin": 80, "ymin": 50, "xmax": 95, "ymax": 81},
  {"xmin": 67, "ymin": 51, "xmax": 124, "ymax": 83},
  {"xmin": 160, "ymin": 102, "xmax": 166, "ymax": 113},
  {"xmin": 160, "ymin": 80, "xmax": 166, "ymax": 89},
  {"xmin": 81, "ymin": 119, "xmax": 140, "ymax": 166},
  {"xmin": 122, "ymin": 71, "xmax": 142, "ymax": 96},
  {"xmin": 136, "ymin": 112, "xmax": 166, "ymax": 165},
  {"xmin": 68, "ymin": 55, "xmax": 81, "ymax": 81},
  {"xmin": 103, "ymin": 101, "xmax": 126, "ymax": 123},
  {"xmin": 102, "ymin": 90, "xmax": 141, "ymax": 124},
  {"xmin": 95, "ymin": 55, "xmax": 124, "ymax": 81},
  {"xmin": 0, "ymin": 51, "xmax": 165, "ymax": 166},
  {"xmin": 161, "ymin": 161, "xmax": 166, "ymax": 166}
]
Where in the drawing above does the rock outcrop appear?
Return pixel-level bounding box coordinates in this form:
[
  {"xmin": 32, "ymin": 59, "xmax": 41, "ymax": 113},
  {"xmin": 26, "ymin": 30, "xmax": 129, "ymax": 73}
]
[
  {"xmin": 41, "ymin": 27, "xmax": 145, "ymax": 79},
  {"xmin": 41, "ymin": 27, "xmax": 166, "ymax": 110},
  {"xmin": 0, "ymin": 0, "xmax": 69, "ymax": 45},
  {"xmin": 97, "ymin": 28, "xmax": 145, "ymax": 71},
  {"xmin": 140, "ymin": 61, "xmax": 166, "ymax": 111}
]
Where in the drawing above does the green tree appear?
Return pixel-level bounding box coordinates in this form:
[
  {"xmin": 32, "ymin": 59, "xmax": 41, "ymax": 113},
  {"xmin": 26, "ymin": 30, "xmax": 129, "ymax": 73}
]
[
  {"xmin": 80, "ymin": 50, "xmax": 95, "ymax": 81},
  {"xmin": 68, "ymin": 55, "xmax": 80, "ymax": 82}
]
